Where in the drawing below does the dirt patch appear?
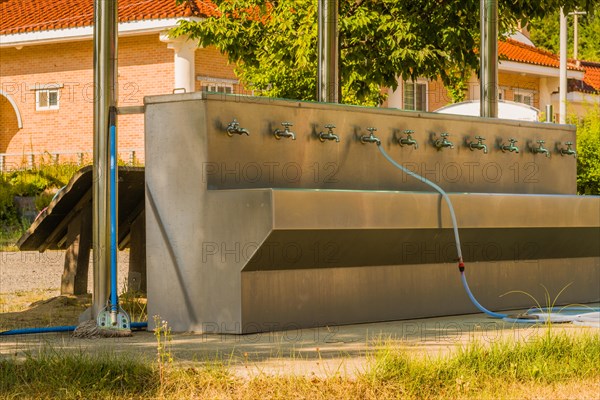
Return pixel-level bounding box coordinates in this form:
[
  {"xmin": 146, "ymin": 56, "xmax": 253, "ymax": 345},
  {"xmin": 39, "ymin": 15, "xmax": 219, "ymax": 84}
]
[{"xmin": 0, "ymin": 294, "xmax": 90, "ymax": 331}]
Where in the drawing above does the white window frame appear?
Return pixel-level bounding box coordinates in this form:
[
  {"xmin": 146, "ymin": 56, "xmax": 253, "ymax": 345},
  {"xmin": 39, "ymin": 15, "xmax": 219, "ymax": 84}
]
[
  {"xmin": 402, "ymin": 79, "xmax": 428, "ymax": 111},
  {"xmin": 513, "ymin": 88, "xmax": 535, "ymax": 106},
  {"xmin": 202, "ymin": 83, "xmax": 234, "ymax": 94},
  {"xmin": 35, "ymin": 88, "xmax": 60, "ymax": 111},
  {"xmin": 197, "ymin": 76, "xmax": 237, "ymax": 94},
  {"xmin": 498, "ymin": 87, "xmax": 507, "ymax": 101}
]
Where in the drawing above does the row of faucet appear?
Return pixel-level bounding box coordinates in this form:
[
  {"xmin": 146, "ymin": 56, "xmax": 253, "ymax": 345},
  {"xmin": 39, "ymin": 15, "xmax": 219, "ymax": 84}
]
[{"xmin": 226, "ymin": 120, "xmax": 577, "ymax": 158}]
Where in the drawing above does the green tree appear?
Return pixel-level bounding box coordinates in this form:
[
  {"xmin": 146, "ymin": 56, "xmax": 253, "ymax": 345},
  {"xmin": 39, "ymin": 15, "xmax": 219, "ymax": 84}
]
[
  {"xmin": 574, "ymin": 104, "xmax": 600, "ymax": 195},
  {"xmin": 529, "ymin": 4, "xmax": 600, "ymax": 61},
  {"xmin": 174, "ymin": 0, "xmax": 594, "ymax": 104}
]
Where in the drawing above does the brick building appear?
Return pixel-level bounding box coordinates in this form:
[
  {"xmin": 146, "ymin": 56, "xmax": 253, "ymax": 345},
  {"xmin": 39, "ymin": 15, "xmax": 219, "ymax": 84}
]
[
  {"xmin": 387, "ymin": 34, "xmax": 600, "ymax": 121},
  {"xmin": 0, "ymin": 0, "xmax": 238, "ymax": 169}
]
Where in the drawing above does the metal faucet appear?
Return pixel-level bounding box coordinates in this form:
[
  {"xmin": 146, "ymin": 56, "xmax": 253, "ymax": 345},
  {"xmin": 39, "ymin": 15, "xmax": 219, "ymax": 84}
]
[
  {"xmin": 501, "ymin": 138, "xmax": 519, "ymax": 153},
  {"xmin": 532, "ymin": 140, "xmax": 550, "ymax": 158},
  {"xmin": 226, "ymin": 119, "xmax": 249, "ymax": 136},
  {"xmin": 398, "ymin": 129, "xmax": 418, "ymax": 149},
  {"xmin": 468, "ymin": 136, "xmax": 488, "ymax": 154},
  {"xmin": 559, "ymin": 141, "xmax": 577, "ymax": 158},
  {"xmin": 434, "ymin": 132, "xmax": 454, "ymax": 150},
  {"xmin": 360, "ymin": 127, "xmax": 381, "ymax": 145},
  {"xmin": 319, "ymin": 124, "xmax": 340, "ymax": 142},
  {"xmin": 274, "ymin": 122, "xmax": 296, "ymax": 140}
]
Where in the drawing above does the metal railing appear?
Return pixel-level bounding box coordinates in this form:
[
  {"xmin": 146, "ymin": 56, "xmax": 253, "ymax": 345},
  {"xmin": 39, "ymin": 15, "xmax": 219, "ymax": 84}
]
[{"xmin": 0, "ymin": 149, "xmax": 144, "ymax": 172}]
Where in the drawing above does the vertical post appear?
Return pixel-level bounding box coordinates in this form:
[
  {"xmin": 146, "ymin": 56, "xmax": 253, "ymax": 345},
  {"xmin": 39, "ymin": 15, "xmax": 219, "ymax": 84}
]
[
  {"xmin": 480, "ymin": 0, "xmax": 498, "ymax": 118},
  {"xmin": 317, "ymin": 0, "xmax": 339, "ymax": 103},
  {"xmin": 559, "ymin": 8, "xmax": 567, "ymax": 124},
  {"xmin": 92, "ymin": 0, "xmax": 118, "ymax": 319},
  {"xmin": 569, "ymin": 11, "xmax": 586, "ymax": 61},
  {"xmin": 545, "ymin": 104, "xmax": 554, "ymax": 123},
  {"xmin": 573, "ymin": 13, "xmax": 579, "ymax": 60}
]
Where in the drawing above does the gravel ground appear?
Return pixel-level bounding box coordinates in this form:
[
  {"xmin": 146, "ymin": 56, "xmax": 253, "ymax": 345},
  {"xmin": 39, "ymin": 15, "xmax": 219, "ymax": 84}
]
[{"xmin": 0, "ymin": 251, "xmax": 130, "ymax": 295}]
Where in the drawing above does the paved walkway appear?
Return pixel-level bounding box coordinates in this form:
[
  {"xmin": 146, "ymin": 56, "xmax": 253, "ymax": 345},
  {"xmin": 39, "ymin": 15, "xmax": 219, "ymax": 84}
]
[{"xmin": 2, "ymin": 311, "xmax": 598, "ymax": 378}]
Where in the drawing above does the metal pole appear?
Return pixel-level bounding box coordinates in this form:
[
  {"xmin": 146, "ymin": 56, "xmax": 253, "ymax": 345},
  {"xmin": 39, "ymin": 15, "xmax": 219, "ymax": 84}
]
[
  {"xmin": 92, "ymin": 0, "xmax": 118, "ymax": 319},
  {"xmin": 479, "ymin": 0, "xmax": 486, "ymax": 113},
  {"xmin": 480, "ymin": 0, "xmax": 498, "ymax": 118},
  {"xmin": 559, "ymin": 8, "xmax": 567, "ymax": 124},
  {"xmin": 317, "ymin": 0, "xmax": 339, "ymax": 103}
]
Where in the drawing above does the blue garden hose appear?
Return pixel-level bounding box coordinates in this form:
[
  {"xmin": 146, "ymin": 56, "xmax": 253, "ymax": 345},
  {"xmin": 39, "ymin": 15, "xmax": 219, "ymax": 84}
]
[
  {"xmin": 459, "ymin": 272, "xmax": 508, "ymax": 319},
  {"xmin": 0, "ymin": 322, "xmax": 148, "ymax": 336},
  {"xmin": 375, "ymin": 142, "xmax": 599, "ymax": 324},
  {"xmin": 109, "ymin": 106, "xmax": 118, "ymax": 316}
]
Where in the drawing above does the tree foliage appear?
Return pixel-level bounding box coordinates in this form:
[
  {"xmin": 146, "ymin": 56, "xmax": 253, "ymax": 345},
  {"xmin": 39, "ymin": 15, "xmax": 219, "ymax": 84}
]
[
  {"xmin": 529, "ymin": 3, "xmax": 600, "ymax": 62},
  {"xmin": 174, "ymin": 0, "xmax": 595, "ymax": 104},
  {"xmin": 574, "ymin": 104, "xmax": 600, "ymax": 195}
]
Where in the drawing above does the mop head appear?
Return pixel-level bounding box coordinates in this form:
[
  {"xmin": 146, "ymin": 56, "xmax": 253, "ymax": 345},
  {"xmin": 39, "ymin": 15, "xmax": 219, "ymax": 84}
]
[
  {"xmin": 73, "ymin": 320, "xmax": 132, "ymax": 338},
  {"xmin": 73, "ymin": 307, "xmax": 132, "ymax": 338}
]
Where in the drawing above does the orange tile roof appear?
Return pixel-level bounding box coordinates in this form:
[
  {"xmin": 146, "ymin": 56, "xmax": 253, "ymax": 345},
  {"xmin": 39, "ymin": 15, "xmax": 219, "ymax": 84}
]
[
  {"xmin": 0, "ymin": 0, "xmax": 218, "ymax": 35},
  {"xmin": 581, "ymin": 61, "xmax": 600, "ymax": 93},
  {"xmin": 499, "ymin": 37, "xmax": 583, "ymax": 71}
]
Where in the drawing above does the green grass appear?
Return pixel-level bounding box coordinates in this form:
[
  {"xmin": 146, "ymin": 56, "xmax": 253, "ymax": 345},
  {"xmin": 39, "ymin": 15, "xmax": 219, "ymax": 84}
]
[
  {"xmin": 366, "ymin": 330, "xmax": 600, "ymax": 398},
  {"xmin": 0, "ymin": 349, "xmax": 156, "ymax": 399},
  {"xmin": 0, "ymin": 224, "xmax": 27, "ymax": 252},
  {"xmin": 0, "ymin": 330, "xmax": 598, "ymax": 399}
]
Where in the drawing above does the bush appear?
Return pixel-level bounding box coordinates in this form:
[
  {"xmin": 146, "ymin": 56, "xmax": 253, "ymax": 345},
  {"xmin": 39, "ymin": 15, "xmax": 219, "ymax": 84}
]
[
  {"xmin": 8, "ymin": 170, "xmax": 50, "ymax": 197},
  {"xmin": 0, "ymin": 175, "xmax": 19, "ymax": 225},
  {"xmin": 575, "ymin": 104, "xmax": 600, "ymax": 195},
  {"xmin": 0, "ymin": 162, "xmax": 79, "ymax": 231}
]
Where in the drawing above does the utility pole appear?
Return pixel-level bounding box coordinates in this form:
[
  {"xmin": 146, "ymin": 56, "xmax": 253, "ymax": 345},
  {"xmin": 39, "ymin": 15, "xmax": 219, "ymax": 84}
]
[{"xmin": 569, "ymin": 10, "xmax": 587, "ymax": 60}]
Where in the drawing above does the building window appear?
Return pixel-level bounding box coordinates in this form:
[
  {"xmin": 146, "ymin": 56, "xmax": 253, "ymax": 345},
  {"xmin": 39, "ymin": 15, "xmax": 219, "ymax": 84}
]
[
  {"xmin": 197, "ymin": 76, "xmax": 237, "ymax": 94},
  {"xmin": 498, "ymin": 88, "xmax": 506, "ymax": 100},
  {"xmin": 403, "ymin": 81, "xmax": 427, "ymax": 111},
  {"xmin": 513, "ymin": 89, "xmax": 534, "ymax": 106},
  {"xmin": 36, "ymin": 88, "xmax": 59, "ymax": 110},
  {"xmin": 201, "ymin": 84, "xmax": 233, "ymax": 94}
]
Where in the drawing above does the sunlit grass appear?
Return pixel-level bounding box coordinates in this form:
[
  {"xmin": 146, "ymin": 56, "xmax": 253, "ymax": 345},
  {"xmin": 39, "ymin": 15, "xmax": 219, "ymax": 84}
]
[{"xmin": 0, "ymin": 330, "xmax": 598, "ymax": 399}]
